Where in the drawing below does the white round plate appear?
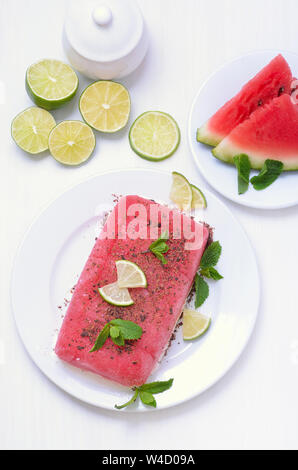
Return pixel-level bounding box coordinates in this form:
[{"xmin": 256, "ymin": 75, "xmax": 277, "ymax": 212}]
[
  {"xmin": 189, "ymin": 50, "xmax": 298, "ymax": 209},
  {"xmin": 11, "ymin": 169, "xmax": 259, "ymax": 411}
]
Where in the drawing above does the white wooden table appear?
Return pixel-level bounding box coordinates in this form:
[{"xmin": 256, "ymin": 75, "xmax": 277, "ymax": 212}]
[{"xmin": 1, "ymin": 0, "xmax": 298, "ymax": 450}]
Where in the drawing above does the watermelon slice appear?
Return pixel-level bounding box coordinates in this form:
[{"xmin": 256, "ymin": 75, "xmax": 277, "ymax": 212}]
[
  {"xmin": 212, "ymin": 94, "xmax": 298, "ymax": 170},
  {"xmin": 55, "ymin": 195, "xmax": 210, "ymax": 387},
  {"xmin": 197, "ymin": 54, "xmax": 293, "ymax": 146}
]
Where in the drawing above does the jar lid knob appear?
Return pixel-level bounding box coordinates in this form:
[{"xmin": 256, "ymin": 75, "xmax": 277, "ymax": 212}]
[{"xmin": 92, "ymin": 4, "xmax": 113, "ymax": 26}]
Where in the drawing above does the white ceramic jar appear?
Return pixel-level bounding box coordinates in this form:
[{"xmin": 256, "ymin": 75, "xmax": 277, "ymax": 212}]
[{"xmin": 63, "ymin": 0, "xmax": 149, "ymax": 80}]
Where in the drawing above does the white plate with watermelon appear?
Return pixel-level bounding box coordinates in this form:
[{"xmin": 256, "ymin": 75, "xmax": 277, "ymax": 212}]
[
  {"xmin": 189, "ymin": 50, "xmax": 298, "ymax": 209},
  {"xmin": 11, "ymin": 169, "xmax": 260, "ymax": 411}
]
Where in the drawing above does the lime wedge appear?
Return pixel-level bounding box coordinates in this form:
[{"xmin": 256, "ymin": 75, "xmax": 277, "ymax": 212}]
[
  {"xmin": 170, "ymin": 171, "xmax": 193, "ymax": 211},
  {"xmin": 191, "ymin": 184, "xmax": 207, "ymax": 209},
  {"xmin": 11, "ymin": 106, "xmax": 56, "ymax": 154},
  {"xmin": 99, "ymin": 282, "xmax": 134, "ymax": 306},
  {"xmin": 79, "ymin": 81, "xmax": 130, "ymax": 133},
  {"xmin": 116, "ymin": 260, "xmax": 147, "ymax": 288},
  {"xmin": 129, "ymin": 111, "xmax": 180, "ymax": 161},
  {"xmin": 26, "ymin": 59, "xmax": 78, "ymax": 110},
  {"xmin": 183, "ymin": 309, "xmax": 211, "ymax": 341},
  {"xmin": 48, "ymin": 120, "xmax": 95, "ymax": 166}
]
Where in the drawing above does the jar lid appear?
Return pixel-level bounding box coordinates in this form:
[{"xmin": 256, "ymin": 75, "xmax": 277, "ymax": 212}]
[{"xmin": 64, "ymin": 0, "xmax": 145, "ymax": 63}]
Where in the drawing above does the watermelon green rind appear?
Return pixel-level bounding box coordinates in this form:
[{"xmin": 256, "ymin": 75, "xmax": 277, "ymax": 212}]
[
  {"xmin": 196, "ymin": 123, "xmax": 221, "ymax": 147},
  {"xmin": 212, "ymin": 141, "xmax": 298, "ymax": 171},
  {"xmin": 212, "ymin": 94, "xmax": 298, "ymax": 171},
  {"xmin": 212, "ymin": 141, "xmax": 268, "ymax": 170}
]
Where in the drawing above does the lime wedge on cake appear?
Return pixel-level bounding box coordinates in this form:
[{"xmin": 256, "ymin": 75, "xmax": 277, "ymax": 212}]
[
  {"xmin": 48, "ymin": 120, "xmax": 95, "ymax": 166},
  {"xmin": 11, "ymin": 106, "xmax": 56, "ymax": 154},
  {"xmin": 191, "ymin": 184, "xmax": 207, "ymax": 209},
  {"xmin": 26, "ymin": 59, "xmax": 78, "ymax": 110},
  {"xmin": 99, "ymin": 282, "xmax": 134, "ymax": 307},
  {"xmin": 183, "ymin": 309, "xmax": 211, "ymax": 341},
  {"xmin": 116, "ymin": 260, "xmax": 147, "ymax": 288},
  {"xmin": 79, "ymin": 81, "xmax": 130, "ymax": 133},
  {"xmin": 129, "ymin": 111, "xmax": 180, "ymax": 161},
  {"xmin": 170, "ymin": 171, "xmax": 193, "ymax": 211}
]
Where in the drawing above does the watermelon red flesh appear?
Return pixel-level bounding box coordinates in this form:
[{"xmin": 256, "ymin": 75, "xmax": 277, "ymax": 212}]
[
  {"xmin": 55, "ymin": 195, "xmax": 209, "ymax": 387},
  {"xmin": 212, "ymin": 94, "xmax": 298, "ymax": 170},
  {"xmin": 197, "ymin": 54, "xmax": 293, "ymax": 146}
]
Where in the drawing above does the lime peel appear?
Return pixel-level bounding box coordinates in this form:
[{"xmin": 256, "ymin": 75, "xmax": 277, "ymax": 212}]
[
  {"xmin": 116, "ymin": 260, "xmax": 147, "ymax": 288},
  {"xmin": 11, "ymin": 106, "xmax": 56, "ymax": 154},
  {"xmin": 182, "ymin": 309, "xmax": 211, "ymax": 341},
  {"xmin": 79, "ymin": 81, "xmax": 130, "ymax": 133},
  {"xmin": 170, "ymin": 171, "xmax": 193, "ymax": 211},
  {"xmin": 48, "ymin": 120, "xmax": 95, "ymax": 166},
  {"xmin": 26, "ymin": 59, "xmax": 78, "ymax": 110},
  {"xmin": 129, "ymin": 111, "xmax": 180, "ymax": 161},
  {"xmin": 191, "ymin": 184, "xmax": 207, "ymax": 209},
  {"xmin": 99, "ymin": 282, "xmax": 134, "ymax": 307}
]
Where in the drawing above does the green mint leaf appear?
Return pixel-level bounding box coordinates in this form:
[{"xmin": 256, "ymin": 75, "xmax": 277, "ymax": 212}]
[
  {"xmin": 195, "ymin": 274, "xmax": 209, "ymax": 308},
  {"xmin": 139, "ymin": 391, "xmax": 156, "ymax": 407},
  {"xmin": 138, "ymin": 378, "xmax": 174, "ymax": 394},
  {"xmin": 109, "ymin": 319, "xmax": 143, "ymax": 340},
  {"xmin": 200, "ymin": 267, "xmax": 223, "ymax": 280},
  {"xmin": 111, "ymin": 331, "xmax": 125, "ymax": 347},
  {"xmin": 251, "ymin": 159, "xmax": 283, "ymax": 190},
  {"xmin": 109, "ymin": 326, "xmax": 120, "ymax": 339},
  {"xmin": 114, "ymin": 379, "xmax": 174, "ymax": 409},
  {"xmin": 115, "ymin": 389, "xmax": 139, "ymax": 410},
  {"xmin": 90, "ymin": 319, "xmax": 143, "ymax": 351},
  {"xmin": 152, "ymin": 250, "xmax": 168, "ymax": 265},
  {"xmin": 149, "ymin": 232, "xmax": 170, "ymax": 265},
  {"xmin": 89, "ymin": 323, "xmax": 110, "ymax": 352},
  {"xmin": 149, "ymin": 232, "xmax": 169, "ymax": 250},
  {"xmin": 200, "ymin": 241, "xmax": 222, "ymax": 269},
  {"xmin": 233, "ymin": 154, "xmax": 251, "ymax": 194},
  {"xmin": 152, "ymin": 242, "xmax": 169, "ymax": 254}
]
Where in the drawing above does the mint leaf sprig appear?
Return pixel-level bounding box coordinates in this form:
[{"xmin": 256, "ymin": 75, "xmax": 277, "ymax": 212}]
[
  {"xmin": 195, "ymin": 241, "xmax": 223, "ymax": 308},
  {"xmin": 233, "ymin": 155, "xmax": 284, "ymax": 193},
  {"xmin": 90, "ymin": 319, "xmax": 143, "ymax": 352},
  {"xmin": 149, "ymin": 231, "xmax": 170, "ymax": 265},
  {"xmin": 251, "ymin": 159, "xmax": 284, "ymax": 190},
  {"xmin": 115, "ymin": 378, "xmax": 174, "ymax": 409},
  {"xmin": 233, "ymin": 154, "xmax": 251, "ymax": 195}
]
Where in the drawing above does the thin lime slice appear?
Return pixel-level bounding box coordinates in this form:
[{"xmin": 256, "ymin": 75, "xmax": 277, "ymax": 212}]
[
  {"xmin": 170, "ymin": 171, "xmax": 193, "ymax": 211},
  {"xmin": 191, "ymin": 184, "xmax": 207, "ymax": 209},
  {"xmin": 26, "ymin": 59, "xmax": 78, "ymax": 110},
  {"xmin": 129, "ymin": 111, "xmax": 180, "ymax": 161},
  {"xmin": 11, "ymin": 106, "xmax": 56, "ymax": 154},
  {"xmin": 116, "ymin": 260, "xmax": 147, "ymax": 288},
  {"xmin": 99, "ymin": 282, "xmax": 134, "ymax": 306},
  {"xmin": 183, "ymin": 309, "xmax": 211, "ymax": 341},
  {"xmin": 79, "ymin": 81, "xmax": 130, "ymax": 133},
  {"xmin": 48, "ymin": 120, "xmax": 95, "ymax": 166}
]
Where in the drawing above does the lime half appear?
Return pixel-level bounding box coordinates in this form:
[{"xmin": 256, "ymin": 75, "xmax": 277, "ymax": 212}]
[
  {"xmin": 48, "ymin": 120, "xmax": 95, "ymax": 166},
  {"xmin": 170, "ymin": 171, "xmax": 193, "ymax": 211},
  {"xmin": 116, "ymin": 260, "xmax": 147, "ymax": 288},
  {"xmin": 183, "ymin": 309, "xmax": 211, "ymax": 341},
  {"xmin": 129, "ymin": 111, "xmax": 180, "ymax": 161},
  {"xmin": 191, "ymin": 184, "xmax": 207, "ymax": 209},
  {"xmin": 79, "ymin": 81, "xmax": 130, "ymax": 132},
  {"xmin": 26, "ymin": 59, "xmax": 78, "ymax": 110},
  {"xmin": 99, "ymin": 282, "xmax": 134, "ymax": 306},
  {"xmin": 11, "ymin": 106, "xmax": 56, "ymax": 154}
]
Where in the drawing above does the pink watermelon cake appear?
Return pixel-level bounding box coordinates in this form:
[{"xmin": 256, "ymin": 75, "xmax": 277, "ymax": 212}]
[
  {"xmin": 212, "ymin": 94, "xmax": 298, "ymax": 170},
  {"xmin": 197, "ymin": 54, "xmax": 293, "ymax": 146},
  {"xmin": 55, "ymin": 195, "xmax": 210, "ymax": 387}
]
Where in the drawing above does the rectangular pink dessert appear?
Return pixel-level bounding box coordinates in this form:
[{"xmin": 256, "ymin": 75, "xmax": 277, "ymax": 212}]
[{"xmin": 55, "ymin": 195, "xmax": 210, "ymax": 386}]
